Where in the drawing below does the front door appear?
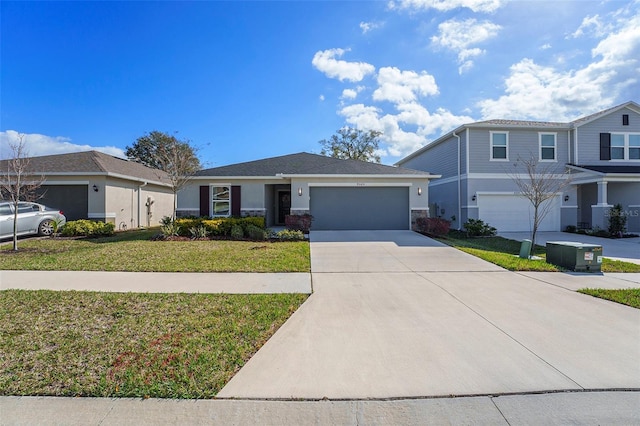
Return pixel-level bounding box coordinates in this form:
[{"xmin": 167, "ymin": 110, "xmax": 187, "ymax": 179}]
[{"xmin": 277, "ymin": 191, "xmax": 291, "ymax": 225}]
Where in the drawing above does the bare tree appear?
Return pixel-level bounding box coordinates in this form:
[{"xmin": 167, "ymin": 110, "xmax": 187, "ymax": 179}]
[
  {"xmin": 0, "ymin": 134, "xmax": 45, "ymax": 251},
  {"xmin": 508, "ymin": 155, "xmax": 572, "ymax": 257},
  {"xmin": 127, "ymin": 131, "xmax": 201, "ymax": 220}
]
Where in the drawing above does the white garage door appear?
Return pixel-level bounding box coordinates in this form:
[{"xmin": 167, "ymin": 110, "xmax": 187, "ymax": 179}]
[{"xmin": 477, "ymin": 194, "xmax": 561, "ymax": 232}]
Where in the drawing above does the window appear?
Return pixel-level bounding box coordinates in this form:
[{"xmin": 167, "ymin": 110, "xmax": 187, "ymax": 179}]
[
  {"xmin": 539, "ymin": 133, "xmax": 556, "ymax": 161},
  {"xmin": 608, "ymin": 133, "xmax": 640, "ymax": 161},
  {"xmin": 611, "ymin": 134, "xmax": 625, "ymax": 159},
  {"xmin": 491, "ymin": 132, "xmax": 508, "ymax": 160},
  {"xmin": 211, "ymin": 186, "xmax": 230, "ymax": 217},
  {"xmin": 630, "ymin": 134, "xmax": 640, "ymax": 160}
]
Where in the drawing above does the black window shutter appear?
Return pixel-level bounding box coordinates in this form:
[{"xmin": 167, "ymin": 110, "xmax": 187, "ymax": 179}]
[
  {"xmin": 231, "ymin": 186, "xmax": 241, "ymax": 217},
  {"xmin": 600, "ymin": 133, "xmax": 611, "ymax": 160},
  {"xmin": 199, "ymin": 185, "xmax": 210, "ymax": 217},
  {"xmin": 623, "ymin": 114, "xmax": 629, "ymax": 125}
]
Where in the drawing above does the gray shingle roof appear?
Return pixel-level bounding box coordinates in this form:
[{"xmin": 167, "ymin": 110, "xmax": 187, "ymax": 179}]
[
  {"xmin": 195, "ymin": 152, "xmax": 431, "ymax": 176},
  {"xmin": 473, "ymin": 119, "xmax": 569, "ymax": 128},
  {"xmin": 0, "ymin": 151, "xmax": 170, "ymax": 184},
  {"xmin": 571, "ymin": 164, "xmax": 640, "ymax": 174}
]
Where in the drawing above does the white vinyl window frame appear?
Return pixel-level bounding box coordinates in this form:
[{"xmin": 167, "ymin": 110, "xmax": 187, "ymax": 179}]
[
  {"xmin": 211, "ymin": 185, "xmax": 231, "ymax": 217},
  {"xmin": 610, "ymin": 133, "xmax": 640, "ymax": 161},
  {"xmin": 539, "ymin": 132, "xmax": 557, "ymax": 162},
  {"xmin": 490, "ymin": 131, "xmax": 509, "ymax": 161}
]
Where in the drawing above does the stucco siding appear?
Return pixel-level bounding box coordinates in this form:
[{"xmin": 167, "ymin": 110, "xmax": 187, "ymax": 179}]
[{"xmin": 576, "ymin": 106, "xmax": 640, "ymax": 165}]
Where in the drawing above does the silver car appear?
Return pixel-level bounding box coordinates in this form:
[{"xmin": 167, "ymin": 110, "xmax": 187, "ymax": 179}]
[{"xmin": 0, "ymin": 201, "xmax": 66, "ymax": 239}]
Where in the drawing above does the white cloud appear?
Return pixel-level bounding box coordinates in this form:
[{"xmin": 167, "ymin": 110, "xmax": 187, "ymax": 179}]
[
  {"xmin": 319, "ymin": 94, "xmax": 325, "ymax": 101},
  {"xmin": 569, "ymin": 15, "xmax": 609, "ymax": 39},
  {"xmin": 0, "ymin": 130, "xmax": 125, "ymax": 160},
  {"xmin": 311, "ymin": 48, "xmax": 375, "ymax": 82},
  {"xmin": 431, "ymin": 19, "xmax": 501, "ymax": 74},
  {"xmin": 540, "ymin": 43, "xmax": 552, "ymax": 50},
  {"xmin": 388, "ymin": 0, "xmax": 505, "ymax": 13},
  {"xmin": 373, "ymin": 67, "xmax": 439, "ymax": 103},
  {"xmin": 360, "ymin": 21, "xmax": 383, "ymax": 34},
  {"xmin": 341, "ymin": 89, "xmax": 358, "ymax": 100},
  {"xmin": 478, "ymin": 6, "xmax": 640, "ymax": 120}
]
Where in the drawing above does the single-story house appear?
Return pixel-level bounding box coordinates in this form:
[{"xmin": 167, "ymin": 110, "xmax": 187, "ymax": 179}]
[
  {"xmin": 396, "ymin": 101, "xmax": 640, "ymax": 233},
  {"xmin": 177, "ymin": 152, "xmax": 440, "ymax": 231},
  {"xmin": 0, "ymin": 150, "xmax": 174, "ymax": 229}
]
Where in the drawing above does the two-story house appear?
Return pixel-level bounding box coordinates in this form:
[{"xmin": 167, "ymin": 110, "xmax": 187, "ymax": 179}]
[{"xmin": 396, "ymin": 101, "xmax": 640, "ymax": 233}]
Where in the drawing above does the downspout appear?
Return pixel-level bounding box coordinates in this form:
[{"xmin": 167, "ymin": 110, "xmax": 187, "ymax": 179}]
[
  {"xmin": 138, "ymin": 181, "xmax": 148, "ymax": 228},
  {"xmin": 574, "ymin": 127, "xmax": 579, "ymax": 165},
  {"xmin": 453, "ymin": 130, "xmax": 462, "ymax": 230}
]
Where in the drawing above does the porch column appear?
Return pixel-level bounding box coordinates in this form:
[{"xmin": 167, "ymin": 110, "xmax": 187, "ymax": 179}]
[{"xmin": 592, "ymin": 180, "xmax": 612, "ymax": 230}]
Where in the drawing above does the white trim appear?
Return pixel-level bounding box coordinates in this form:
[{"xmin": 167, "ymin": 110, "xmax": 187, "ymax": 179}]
[
  {"xmin": 42, "ymin": 181, "xmax": 90, "ymax": 185},
  {"xmin": 539, "ymin": 132, "xmax": 557, "ymax": 162},
  {"xmin": 278, "ymin": 173, "xmax": 439, "ymax": 179},
  {"xmin": 307, "ymin": 182, "xmax": 413, "ymax": 187},
  {"xmin": 467, "ymin": 173, "xmax": 569, "ymax": 180},
  {"xmin": 410, "ymin": 207, "xmax": 429, "ymax": 211},
  {"xmin": 490, "ymin": 131, "xmax": 509, "ymax": 161},
  {"xmin": 176, "ymin": 207, "xmax": 198, "ymax": 211},
  {"xmin": 190, "ymin": 175, "xmax": 285, "ymax": 180},
  {"xmin": 592, "ymin": 204, "xmax": 613, "ymax": 208},
  {"xmin": 240, "ymin": 208, "xmax": 266, "ymax": 212},
  {"xmin": 463, "ymin": 205, "xmax": 479, "ymax": 209},
  {"xmin": 561, "ymin": 205, "xmax": 578, "ymax": 209},
  {"xmin": 88, "ymin": 212, "xmax": 116, "ymax": 218},
  {"xmin": 629, "ymin": 205, "xmax": 640, "ymax": 208}
]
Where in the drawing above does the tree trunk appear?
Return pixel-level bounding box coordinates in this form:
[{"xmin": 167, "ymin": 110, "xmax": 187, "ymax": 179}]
[{"xmin": 12, "ymin": 208, "xmax": 18, "ymax": 251}]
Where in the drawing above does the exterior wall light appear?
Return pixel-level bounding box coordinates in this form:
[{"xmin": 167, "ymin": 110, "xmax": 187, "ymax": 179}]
[
  {"xmin": 93, "ymin": 184, "xmax": 99, "ymax": 192},
  {"xmin": 564, "ymin": 195, "xmax": 569, "ymax": 202},
  {"xmin": 297, "ymin": 187, "xmax": 302, "ymax": 196},
  {"xmin": 472, "ymin": 194, "xmax": 476, "ymax": 201},
  {"xmin": 417, "ymin": 187, "xmax": 422, "ymax": 196}
]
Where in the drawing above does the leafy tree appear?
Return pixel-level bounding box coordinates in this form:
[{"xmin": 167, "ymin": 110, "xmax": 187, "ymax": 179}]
[
  {"xmin": 0, "ymin": 134, "xmax": 45, "ymax": 251},
  {"xmin": 127, "ymin": 131, "xmax": 202, "ymax": 219},
  {"xmin": 508, "ymin": 155, "xmax": 572, "ymax": 257},
  {"xmin": 319, "ymin": 127, "xmax": 382, "ymax": 163}
]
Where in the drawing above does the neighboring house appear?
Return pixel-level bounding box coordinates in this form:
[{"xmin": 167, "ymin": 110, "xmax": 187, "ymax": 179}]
[
  {"xmin": 0, "ymin": 151, "xmax": 174, "ymax": 229},
  {"xmin": 177, "ymin": 152, "xmax": 439, "ymax": 231},
  {"xmin": 396, "ymin": 101, "xmax": 640, "ymax": 233}
]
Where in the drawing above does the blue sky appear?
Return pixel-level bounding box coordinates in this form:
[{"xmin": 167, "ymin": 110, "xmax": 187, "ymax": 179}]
[{"xmin": 1, "ymin": 0, "xmax": 639, "ymax": 167}]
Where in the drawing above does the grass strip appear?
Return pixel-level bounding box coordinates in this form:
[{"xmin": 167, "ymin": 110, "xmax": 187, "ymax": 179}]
[
  {"xmin": 0, "ymin": 290, "xmax": 307, "ymax": 398},
  {"xmin": 0, "ymin": 229, "xmax": 310, "ymax": 272},
  {"xmin": 578, "ymin": 288, "xmax": 640, "ymax": 309},
  {"xmin": 437, "ymin": 232, "xmax": 640, "ymax": 272}
]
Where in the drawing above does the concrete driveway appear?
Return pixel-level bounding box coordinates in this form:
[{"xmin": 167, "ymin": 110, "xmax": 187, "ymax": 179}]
[{"xmin": 218, "ymin": 230, "xmax": 640, "ymax": 399}]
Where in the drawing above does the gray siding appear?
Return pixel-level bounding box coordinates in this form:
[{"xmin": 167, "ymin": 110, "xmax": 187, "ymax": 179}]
[
  {"xmin": 576, "ymin": 107, "xmax": 640, "ymax": 165},
  {"xmin": 469, "ymin": 128, "xmax": 570, "ymax": 174},
  {"xmin": 401, "ymin": 135, "xmax": 460, "ymax": 179}
]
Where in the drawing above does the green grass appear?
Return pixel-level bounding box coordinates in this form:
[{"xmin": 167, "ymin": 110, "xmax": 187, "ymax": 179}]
[
  {"xmin": 0, "ymin": 290, "xmax": 307, "ymax": 398},
  {"xmin": 437, "ymin": 231, "xmax": 640, "ymax": 272},
  {"xmin": 578, "ymin": 288, "xmax": 640, "ymax": 309},
  {"xmin": 0, "ymin": 229, "xmax": 310, "ymax": 272}
]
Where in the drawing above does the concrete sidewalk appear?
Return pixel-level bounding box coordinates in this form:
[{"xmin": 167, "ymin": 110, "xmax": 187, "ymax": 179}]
[
  {"xmin": 2, "ymin": 391, "xmax": 639, "ymax": 425},
  {"xmin": 0, "ymin": 270, "xmax": 312, "ymax": 294}
]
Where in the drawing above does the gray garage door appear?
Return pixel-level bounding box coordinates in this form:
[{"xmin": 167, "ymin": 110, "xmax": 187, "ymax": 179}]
[
  {"xmin": 310, "ymin": 187, "xmax": 409, "ymax": 230},
  {"xmin": 36, "ymin": 185, "xmax": 89, "ymax": 221}
]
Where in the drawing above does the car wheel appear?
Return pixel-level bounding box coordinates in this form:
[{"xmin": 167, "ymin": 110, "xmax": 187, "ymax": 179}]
[{"xmin": 38, "ymin": 220, "xmax": 54, "ymax": 236}]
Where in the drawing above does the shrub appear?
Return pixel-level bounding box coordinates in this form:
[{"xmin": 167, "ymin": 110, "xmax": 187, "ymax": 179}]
[
  {"xmin": 416, "ymin": 217, "xmax": 450, "ymax": 237},
  {"xmin": 565, "ymin": 225, "xmax": 577, "ymax": 233},
  {"xmin": 285, "ymin": 214, "xmax": 313, "ymax": 233},
  {"xmin": 463, "ymin": 219, "xmax": 497, "ymax": 237},
  {"xmin": 60, "ymin": 220, "xmax": 115, "ymax": 237},
  {"xmin": 245, "ymin": 224, "xmax": 267, "ymax": 241},
  {"xmin": 189, "ymin": 225, "xmax": 209, "ymax": 239},
  {"xmin": 275, "ymin": 229, "xmax": 305, "ymax": 241},
  {"xmin": 160, "ymin": 222, "xmax": 181, "ymax": 237},
  {"xmin": 608, "ymin": 204, "xmax": 627, "ymax": 238},
  {"xmin": 230, "ymin": 224, "xmax": 244, "ymax": 240}
]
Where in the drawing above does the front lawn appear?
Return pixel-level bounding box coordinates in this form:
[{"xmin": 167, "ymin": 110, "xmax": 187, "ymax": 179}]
[
  {"xmin": 437, "ymin": 231, "xmax": 640, "ymax": 273},
  {"xmin": 0, "ymin": 229, "xmax": 310, "ymax": 272},
  {"xmin": 0, "ymin": 290, "xmax": 307, "ymax": 398},
  {"xmin": 578, "ymin": 288, "xmax": 640, "ymax": 309}
]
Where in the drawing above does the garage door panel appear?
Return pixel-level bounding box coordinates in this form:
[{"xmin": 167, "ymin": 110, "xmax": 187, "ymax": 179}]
[
  {"xmin": 478, "ymin": 194, "xmax": 560, "ymax": 232},
  {"xmin": 36, "ymin": 185, "xmax": 89, "ymax": 221},
  {"xmin": 310, "ymin": 187, "xmax": 409, "ymax": 230}
]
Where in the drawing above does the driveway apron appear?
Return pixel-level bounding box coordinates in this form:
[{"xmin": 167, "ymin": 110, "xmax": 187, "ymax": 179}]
[{"xmin": 217, "ymin": 231, "xmax": 640, "ymax": 399}]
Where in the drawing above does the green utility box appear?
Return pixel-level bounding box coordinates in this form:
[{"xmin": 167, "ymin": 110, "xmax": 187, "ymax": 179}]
[{"xmin": 546, "ymin": 241, "xmax": 603, "ymax": 272}]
